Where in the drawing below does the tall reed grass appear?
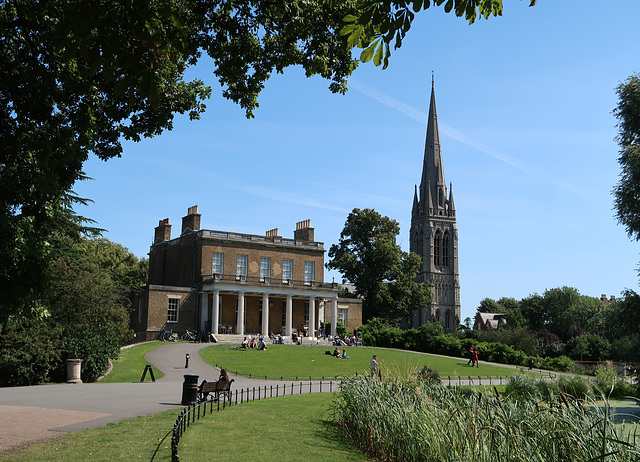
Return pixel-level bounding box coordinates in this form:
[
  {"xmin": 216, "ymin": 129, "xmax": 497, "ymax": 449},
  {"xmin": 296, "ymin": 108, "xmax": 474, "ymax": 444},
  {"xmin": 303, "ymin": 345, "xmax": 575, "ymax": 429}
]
[{"xmin": 334, "ymin": 374, "xmax": 640, "ymax": 461}]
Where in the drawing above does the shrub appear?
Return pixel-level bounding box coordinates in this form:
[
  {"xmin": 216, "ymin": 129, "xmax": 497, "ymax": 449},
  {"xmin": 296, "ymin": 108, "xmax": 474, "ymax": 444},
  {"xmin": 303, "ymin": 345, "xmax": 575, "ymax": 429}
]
[
  {"xmin": 0, "ymin": 321, "xmax": 64, "ymax": 386},
  {"xmin": 594, "ymin": 362, "xmax": 619, "ymax": 397},
  {"xmin": 542, "ymin": 355, "xmax": 575, "ymax": 373}
]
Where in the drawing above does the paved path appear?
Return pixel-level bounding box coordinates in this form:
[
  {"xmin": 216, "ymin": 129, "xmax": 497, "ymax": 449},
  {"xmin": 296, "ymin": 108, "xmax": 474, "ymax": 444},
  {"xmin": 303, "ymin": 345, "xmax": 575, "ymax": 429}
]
[
  {"xmin": 0, "ymin": 342, "xmax": 551, "ymax": 454},
  {"xmin": 0, "ymin": 342, "xmax": 294, "ymax": 454}
]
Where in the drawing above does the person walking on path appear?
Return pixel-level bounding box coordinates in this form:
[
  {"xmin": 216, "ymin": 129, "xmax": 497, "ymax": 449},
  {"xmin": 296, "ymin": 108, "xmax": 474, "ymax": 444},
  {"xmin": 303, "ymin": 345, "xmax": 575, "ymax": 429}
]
[
  {"xmin": 467, "ymin": 344, "xmax": 476, "ymax": 366},
  {"xmin": 472, "ymin": 348, "xmax": 479, "ymax": 367}
]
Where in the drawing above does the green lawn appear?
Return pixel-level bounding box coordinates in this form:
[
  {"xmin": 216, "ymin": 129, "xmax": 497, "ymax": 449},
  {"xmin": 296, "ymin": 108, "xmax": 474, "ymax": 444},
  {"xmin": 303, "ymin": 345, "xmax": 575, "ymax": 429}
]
[
  {"xmin": 1, "ymin": 408, "xmax": 178, "ymax": 461},
  {"xmin": 98, "ymin": 341, "xmax": 164, "ymax": 383},
  {"xmin": 179, "ymin": 393, "xmax": 369, "ymax": 461},
  {"xmin": 2, "ymin": 393, "xmax": 366, "ymax": 462},
  {"xmin": 200, "ymin": 343, "xmax": 527, "ymax": 380}
]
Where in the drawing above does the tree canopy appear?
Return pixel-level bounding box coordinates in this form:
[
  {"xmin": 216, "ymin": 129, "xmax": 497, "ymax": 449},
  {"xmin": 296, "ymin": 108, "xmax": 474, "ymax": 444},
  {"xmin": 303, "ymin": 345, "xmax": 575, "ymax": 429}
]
[
  {"xmin": 0, "ymin": 0, "xmax": 357, "ymax": 319},
  {"xmin": 341, "ymin": 0, "xmax": 536, "ymax": 68},
  {"xmin": 327, "ymin": 208, "xmax": 430, "ymax": 320},
  {"xmin": 613, "ymin": 73, "xmax": 640, "ymax": 250},
  {"xmin": 1, "ymin": 0, "xmax": 535, "ymax": 320}
]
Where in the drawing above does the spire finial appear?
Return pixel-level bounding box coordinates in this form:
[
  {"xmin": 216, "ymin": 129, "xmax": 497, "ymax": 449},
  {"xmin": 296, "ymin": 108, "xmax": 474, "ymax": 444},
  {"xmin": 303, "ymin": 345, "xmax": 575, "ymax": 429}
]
[{"xmin": 431, "ymin": 71, "xmax": 434, "ymax": 88}]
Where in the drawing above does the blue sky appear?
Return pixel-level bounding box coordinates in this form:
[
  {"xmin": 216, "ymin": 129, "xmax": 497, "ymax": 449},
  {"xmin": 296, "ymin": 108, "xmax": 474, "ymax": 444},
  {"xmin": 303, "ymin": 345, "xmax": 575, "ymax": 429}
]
[{"xmin": 75, "ymin": 1, "xmax": 640, "ymax": 322}]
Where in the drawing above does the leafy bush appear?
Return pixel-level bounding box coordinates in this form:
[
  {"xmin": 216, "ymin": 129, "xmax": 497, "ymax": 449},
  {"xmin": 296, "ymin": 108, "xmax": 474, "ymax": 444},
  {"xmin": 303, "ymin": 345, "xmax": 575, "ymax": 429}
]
[
  {"xmin": 541, "ymin": 355, "xmax": 575, "ymax": 372},
  {"xmin": 65, "ymin": 323, "xmax": 131, "ymax": 382},
  {"xmin": 0, "ymin": 322, "xmax": 64, "ymax": 386},
  {"xmin": 358, "ymin": 318, "xmax": 404, "ymax": 348},
  {"xmin": 594, "ymin": 362, "xmax": 619, "ymax": 397}
]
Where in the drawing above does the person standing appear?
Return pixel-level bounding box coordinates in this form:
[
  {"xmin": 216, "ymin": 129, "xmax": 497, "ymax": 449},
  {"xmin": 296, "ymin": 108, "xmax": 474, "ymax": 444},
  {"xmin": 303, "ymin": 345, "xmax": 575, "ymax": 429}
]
[
  {"xmin": 320, "ymin": 321, "xmax": 325, "ymax": 338},
  {"xmin": 370, "ymin": 355, "xmax": 378, "ymax": 377},
  {"xmin": 468, "ymin": 344, "xmax": 475, "ymax": 366}
]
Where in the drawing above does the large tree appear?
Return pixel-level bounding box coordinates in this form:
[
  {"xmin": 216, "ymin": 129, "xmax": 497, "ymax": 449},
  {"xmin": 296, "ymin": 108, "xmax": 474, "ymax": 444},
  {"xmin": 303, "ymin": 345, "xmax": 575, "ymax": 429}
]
[
  {"xmin": 327, "ymin": 208, "xmax": 430, "ymax": 320},
  {"xmin": 1, "ymin": 0, "xmax": 531, "ymax": 320},
  {"xmin": 613, "ymin": 73, "xmax": 640, "ymax": 268},
  {"xmin": 0, "ymin": 0, "xmax": 356, "ymax": 319}
]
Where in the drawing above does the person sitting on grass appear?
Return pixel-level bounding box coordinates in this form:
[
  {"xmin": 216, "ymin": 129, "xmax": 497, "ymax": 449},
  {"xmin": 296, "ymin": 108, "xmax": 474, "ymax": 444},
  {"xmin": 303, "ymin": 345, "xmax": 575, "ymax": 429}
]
[
  {"xmin": 258, "ymin": 339, "xmax": 267, "ymax": 350},
  {"xmin": 333, "ymin": 347, "xmax": 341, "ymax": 357},
  {"xmin": 342, "ymin": 349, "xmax": 350, "ymax": 359},
  {"xmin": 241, "ymin": 337, "xmax": 248, "ymax": 349},
  {"xmin": 250, "ymin": 337, "xmax": 257, "ymax": 349}
]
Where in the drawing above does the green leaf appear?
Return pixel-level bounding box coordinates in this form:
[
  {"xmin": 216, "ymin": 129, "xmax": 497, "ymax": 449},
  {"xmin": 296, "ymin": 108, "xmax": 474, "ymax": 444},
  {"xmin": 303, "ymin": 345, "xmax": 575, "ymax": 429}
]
[
  {"xmin": 373, "ymin": 42, "xmax": 384, "ymax": 67},
  {"xmin": 342, "ymin": 14, "xmax": 359, "ymax": 22},
  {"xmin": 360, "ymin": 40, "xmax": 378, "ymax": 63},
  {"xmin": 339, "ymin": 24, "xmax": 356, "ymax": 36}
]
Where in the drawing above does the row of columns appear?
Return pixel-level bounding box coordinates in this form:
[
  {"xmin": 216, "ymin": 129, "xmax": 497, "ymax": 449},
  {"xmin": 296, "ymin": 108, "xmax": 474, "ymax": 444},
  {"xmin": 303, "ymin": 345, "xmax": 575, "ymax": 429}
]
[{"xmin": 200, "ymin": 290, "xmax": 338, "ymax": 338}]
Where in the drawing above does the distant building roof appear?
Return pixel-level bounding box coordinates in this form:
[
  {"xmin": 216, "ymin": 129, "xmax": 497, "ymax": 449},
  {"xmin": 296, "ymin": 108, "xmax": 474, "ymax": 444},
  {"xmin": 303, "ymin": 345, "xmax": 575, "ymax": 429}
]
[{"xmin": 474, "ymin": 312, "xmax": 506, "ymax": 331}]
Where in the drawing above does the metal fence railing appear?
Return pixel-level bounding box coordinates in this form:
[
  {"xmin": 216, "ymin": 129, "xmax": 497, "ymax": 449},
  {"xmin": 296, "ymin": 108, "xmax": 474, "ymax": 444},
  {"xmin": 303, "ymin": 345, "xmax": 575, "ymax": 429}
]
[{"xmin": 171, "ymin": 381, "xmax": 337, "ymax": 462}]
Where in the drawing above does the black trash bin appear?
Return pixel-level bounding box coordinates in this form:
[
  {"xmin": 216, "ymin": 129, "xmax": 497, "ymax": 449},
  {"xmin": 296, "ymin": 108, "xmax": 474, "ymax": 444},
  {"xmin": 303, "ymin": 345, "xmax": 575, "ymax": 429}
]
[{"xmin": 181, "ymin": 374, "xmax": 199, "ymax": 405}]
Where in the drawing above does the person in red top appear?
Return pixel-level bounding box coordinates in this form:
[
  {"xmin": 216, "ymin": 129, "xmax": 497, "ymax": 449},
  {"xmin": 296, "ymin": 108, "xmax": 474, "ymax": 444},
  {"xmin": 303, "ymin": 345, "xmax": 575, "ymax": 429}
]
[
  {"xmin": 468, "ymin": 344, "xmax": 475, "ymax": 366},
  {"xmin": 472, "ymin": 348, "xmax": 479, "ymax": 367}
]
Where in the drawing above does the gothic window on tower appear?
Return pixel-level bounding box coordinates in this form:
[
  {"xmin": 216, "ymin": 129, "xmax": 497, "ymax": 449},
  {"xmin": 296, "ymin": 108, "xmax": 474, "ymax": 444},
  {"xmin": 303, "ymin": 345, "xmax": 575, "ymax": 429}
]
[
  {"xmin": 434, "ymin": 230, "xmax": 442, "ymax": 266},
  {"xmin": 443, "ymin": 231, "xmax": 450, "ymax": 267}
]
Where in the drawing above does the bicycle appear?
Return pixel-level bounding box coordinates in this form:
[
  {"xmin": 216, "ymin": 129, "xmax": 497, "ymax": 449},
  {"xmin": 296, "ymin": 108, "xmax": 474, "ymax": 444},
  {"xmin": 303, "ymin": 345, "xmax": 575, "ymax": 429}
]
[
  {"xmin": 161, "ymin": 329, "xmax": 178, "ymax": 342},
  {"xmin": 181, "ymin": 329, "xmax": 197, "ymax": 341}
]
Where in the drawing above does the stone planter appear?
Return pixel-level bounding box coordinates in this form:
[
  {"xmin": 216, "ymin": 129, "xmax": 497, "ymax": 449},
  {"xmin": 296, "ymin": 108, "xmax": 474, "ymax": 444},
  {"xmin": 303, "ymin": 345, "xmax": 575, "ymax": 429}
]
[{"xmin": 66, "ymin": 358, "xmax": 83, "ymax": 384}]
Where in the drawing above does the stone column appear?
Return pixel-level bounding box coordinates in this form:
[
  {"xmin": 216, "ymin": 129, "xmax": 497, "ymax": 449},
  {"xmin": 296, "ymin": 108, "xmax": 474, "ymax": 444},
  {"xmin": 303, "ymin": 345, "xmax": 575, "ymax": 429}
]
[
  {"xmin": 309, "ymin": 296, "xmax": 316, "ymax": 338},
  {"xmin": 331, "ymin": 297, "xmax": 338, "ymax": 337},
  {"xmin": 237, "ymin": 291, "xmax": 245, "ymax": 336},
  {"xmin": 212, "ymin": 290, "xmax": 220, "ymax": 335},
  {"xmin": 261, "ymin": 293, "xmax": 270, "ymax": 337},
  {"xmin": 285, "ymin": 294, "xmax": 293, "ymax": 336},
  {"xmin": 200, "ymin": 291, "xmax": 209, "ymax": 332}
]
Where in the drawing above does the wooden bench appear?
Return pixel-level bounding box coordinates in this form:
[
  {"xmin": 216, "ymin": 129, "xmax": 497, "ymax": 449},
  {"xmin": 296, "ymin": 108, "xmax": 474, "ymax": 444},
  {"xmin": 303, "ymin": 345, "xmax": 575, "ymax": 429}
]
[{"xmin": 198, "ymin": 379, "xmax": 234, "ymax": 403}]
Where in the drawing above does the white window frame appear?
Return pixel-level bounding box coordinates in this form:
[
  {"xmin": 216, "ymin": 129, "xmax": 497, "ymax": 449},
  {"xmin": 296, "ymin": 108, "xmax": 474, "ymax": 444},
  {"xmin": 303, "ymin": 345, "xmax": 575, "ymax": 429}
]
[
  {"xmin": 282, "ymin": 259, "xmax": 292, "ymax": 282},
  {"xmin": 236, "ymin": 255, "xmax": 247, "ymax": 280},
  {"xmin": 304, "ymin": 261, "xmax": 314, "ymax": 284},
  {"xmin": 168, "ymin": 297, "xmax": 180, "ymax": 323},
  {"xmin": 212, "ymin": 252, "xmax": 224, "ymax": 275},
  {"xmin": 338, "ymin": 307, "xmax": 348, "ymax": 326},
  {"xmin": 260, "ymin": 257, "xmax": 271, "ymax": 282}
]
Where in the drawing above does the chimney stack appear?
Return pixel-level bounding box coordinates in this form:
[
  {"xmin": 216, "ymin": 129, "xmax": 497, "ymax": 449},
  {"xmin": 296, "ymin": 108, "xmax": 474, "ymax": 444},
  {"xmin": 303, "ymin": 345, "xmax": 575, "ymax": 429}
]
[
  {"xmin": 155, "ymin": 218, "xmax": 171, "ymax": 243},
  {"xmin": 266, "ymin": 228, "xmax": 280, "ymax": 238},
  {"xmin": 294, "ymin": 219, "xmax": 314, "ymax": 242},
  {"xmin": 182, "ymin": 205, "xmax": 201, "ymax": 235}
]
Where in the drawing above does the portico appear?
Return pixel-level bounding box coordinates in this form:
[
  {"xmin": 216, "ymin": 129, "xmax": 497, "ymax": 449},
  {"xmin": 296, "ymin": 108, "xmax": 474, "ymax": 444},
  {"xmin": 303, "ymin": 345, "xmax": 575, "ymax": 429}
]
[{"xmin": 199, "ymin": 275, "xmax": 339, "ymax": 338}]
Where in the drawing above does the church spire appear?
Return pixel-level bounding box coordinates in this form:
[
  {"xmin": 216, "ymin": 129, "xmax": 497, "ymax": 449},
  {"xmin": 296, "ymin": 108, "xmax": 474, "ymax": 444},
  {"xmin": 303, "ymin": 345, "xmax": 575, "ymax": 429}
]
[{"xmin": 420, "ymin": 78, "xmax": 446, "ymax": 216}]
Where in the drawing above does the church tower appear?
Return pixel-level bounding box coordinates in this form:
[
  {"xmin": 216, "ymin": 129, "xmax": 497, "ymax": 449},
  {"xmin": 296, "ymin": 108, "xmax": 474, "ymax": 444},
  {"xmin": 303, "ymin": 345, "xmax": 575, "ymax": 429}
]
[{"xmin": 410, "ymin": 80, "xmax": 460, "ymax": 332}]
